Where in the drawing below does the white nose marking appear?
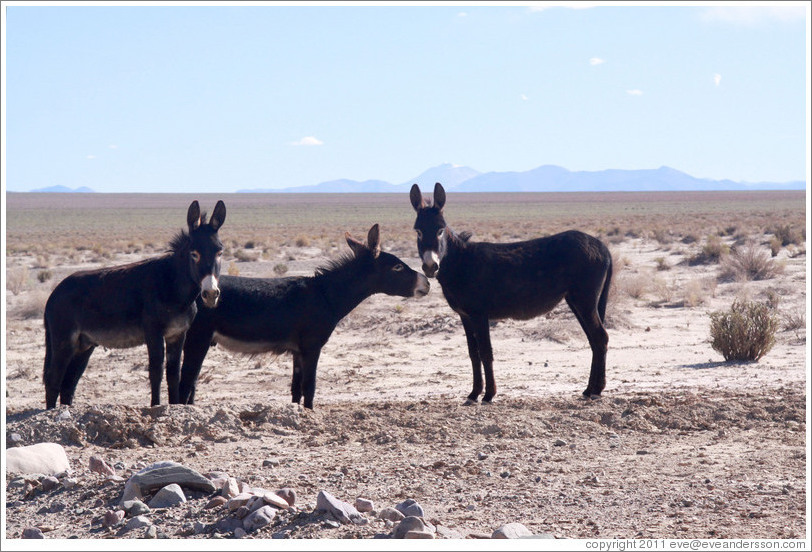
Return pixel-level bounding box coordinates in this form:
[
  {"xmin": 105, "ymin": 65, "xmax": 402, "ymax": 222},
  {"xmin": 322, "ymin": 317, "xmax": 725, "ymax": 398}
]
[
  {"xmin": 201, "ymin": 274, "xmax": 220, "ymax": 306},
  {"xmin": 422, "ymin": 250, "xmax": 440, "ymax": 268}
]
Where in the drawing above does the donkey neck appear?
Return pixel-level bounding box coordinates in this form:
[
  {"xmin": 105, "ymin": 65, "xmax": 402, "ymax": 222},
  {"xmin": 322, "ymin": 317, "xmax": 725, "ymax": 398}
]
[
  {"xmin": 167, "ymin": 248, "xmax": 201, "ymax": 304},
  {"xmin": 314, "ymin": 256, "xmax": 375, "ymax": 321}
]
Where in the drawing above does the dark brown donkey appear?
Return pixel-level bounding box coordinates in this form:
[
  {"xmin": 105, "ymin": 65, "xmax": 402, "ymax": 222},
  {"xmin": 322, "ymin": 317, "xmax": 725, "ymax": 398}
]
[
  {"xmin": 410, "ymin": 183, "xmax": 613, "ymax": 404},
  {"xmin": 42, "ymin": 200, "xmax": 226, "ymax": 408}
]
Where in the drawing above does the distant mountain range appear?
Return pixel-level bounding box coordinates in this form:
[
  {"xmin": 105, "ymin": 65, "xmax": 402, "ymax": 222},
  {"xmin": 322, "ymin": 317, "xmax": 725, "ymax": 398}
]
[
  {"xmin": 29, "ymin": 185, "xmax": 97, "ymax": 193},
  {"xmin": 237, "ymin": 164, "xmax": 805, "ymax": 193}
]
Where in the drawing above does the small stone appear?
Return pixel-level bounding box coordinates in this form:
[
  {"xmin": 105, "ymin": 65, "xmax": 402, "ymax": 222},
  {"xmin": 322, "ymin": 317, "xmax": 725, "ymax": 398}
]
[
  {"xmin": 243, "ymin": 505, "xmax": 277, "ymax": 532},
  {"xmin": 9, "ymin": 433, "xmax": 24, "ymax": 446},
  {"xmin": 262, "ymin": 458, "xmax": 280, "ymax": 467},
  {"xmin": 405, "ymin": 530, "xmax": 434, "ymax": 539},
  {"xmin": 379, "ymin": 507, "xmax": 405, "ymax": 522},
  {"xmin": 395, "ymin": 498, "xmax": 424, "ymax": 518},
  {"xmin": 477, "ymin": 452, "xmax": 488, "ymax": 460},
  {"xmin": 63, "ymin": 478, "xmax": 79, "ymax": 490},
  {"xmin": 637, "ymin": 450, "xmax": 650, "ymax": 455},
  {"xmin": 214, "ymin": 517, "xmax": 243, "ymax": 534},
  {"xmin": 120, "ymin": 461, "xmax": 214, "ymax": 505},
  {"xmin": 56, "ymin": 409, "xmax": 72, "ymax": 421},
  {"xmin": 125, "ymin": 515, "xmax": 151, "ymax": 532},
  {"xmin": 144, "ymin": 525, "xmax": 158, "ymax": 539},
  {"xmin": 322, "ymin": 519, "xmax": 340, "ymax": 529},
  {"xmin": 89, "ymin": 456, "xmax": 116, "ymax": 477},
  {"xmin": 148, "ymin": 483, "xmax": 186, "ymax": 509},
  {"xmin": 193, "ymin": 521, "xmax": 208, "ymax": 535},
  {"xmin": 492, "ymin": 522, "xmax": 533, "ymax": 539},
  {"xmin": 103, "ymin": 510, "xmax": 125, "ymax": 528},
  {"xmin": 219, "ymin": 477, "xmax": 240, "ymax": 498},
  {"xmin": 234, "ymin": 527, "xmax": 247, "ymax": 538},
  {"xmin": 500, "ymin": 471, "xmax": 511, "ymax": 479},
  {"xmin": 553, "ymin": 439, "xmax": 567, "ymax": 447},
  {"xmin": 205, "ymin": 496, "xmax": 228, "ymax": 510},
  {"xmin": 227, "ymin": 493, "xmax": 253, "ymax": 512},
  {"xmin": 261, "ymin": 491, "xmax": 290, "ymax": 510},
  {"xmin": 40, "ymin": 476, "xmax": 60, "ymax": 492},
  {"xmin": 22, "ymin": 527, "xmax": 45, "ymax": 539},
  {"xmin": 316, "ymin": 490, "xmax": 366, "ymax": 525},
  {"xmin": 121, "ymin": 499, "xmax": 151, "ymax": 517},
  {"xmin": 354, "ymin": 497, "xmax": 374, "ymax": 513},
  {"xmin": 393, "ymin": 516, "xmax": 430, "ymax": 539},
  {"xmin": 275, "ymin": 488, "xmax": 296, "ymax": 507}
]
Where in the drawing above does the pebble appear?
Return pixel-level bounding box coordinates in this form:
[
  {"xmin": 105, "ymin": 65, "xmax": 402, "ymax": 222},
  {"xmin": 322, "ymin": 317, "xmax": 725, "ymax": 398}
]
[
  {"xmin": 354, "ymin": 497, "xmax": 374, "ymax": 513},
  {"xmin": 120, "ymin": 461, "xmax": 214, "ymax": 505},
  {"xmin": 194, "ymin": 521, "xmax": 208, "ymax": 535},
  {"xmin": 275, "ymin": 487, "xmax": 297, "ymax": 507},
  {"xmin": 9, "ymin": 433, "xmax": 24, "ymax": 446},
  {"xmin": 63, "ymin": 478, "xmax": 79, "ymax": 490},
  {"xmin": 144, "ymin": 525, "xmax": 158, "ymax": 539},
  {"xmin": 227, "ymin": 493, "xmax": 253, "ymax": 512},
  {"xmin": 477, "ymin": 452, "xmax": 488, "ymax": 460},
  {"xmin": 89, "ymin": 456, "xmax": 116, "ymax": 477},
  {"xmin": 262, "ymin": 458, "xmax": 280, "ymax": 467},
  {"xmin": 56, "ymin": 409, "xmax": 72, "ymax": 421},
  {"xmin": 379, "ymin": 507, "xmax": 405, "ymax": 522},
  {"xmin": 492, "ymin": 522, "xmax": 533, "ymax": 539},
  {"xmin": 40, "ymin": 476, "xmax": 60, "ymax": 492},
  {"xmin": 148, "ymin": 483, "xmax": 187, "ymax": 509},
  {"xmin": 219, "ymin": 477, "xmax": 241, "ymax": 498},
  {"xmin": 260, "ymin": 491, "xmax": 290, "ymax": 510},
  {"xmin": 393, "ymin": 516, "xmax": 432, "ymax": 539},
  {"xmin": 205, "ymin": 496, "xmax": 228, "ymax": 509},
  {"xmin": 125, "ymin": 515, "xmax": 151, "ymax": 532},
  {"xmin": 121, "ymin": 499, "xmax": 151, "ymax": 517},
  {"xmin": 22, "ymin": 527, "xmax": 45, "ymax": 539},
  {"xmin": 234, "ymin": 527, "xmax": 247, "ymax": 538},
  {"xmin": 553, "ymin": 439, "xmax": 567, "ymax": 447},
  {"xmin": 102, "ymin": 510, "xmax": 125, "ymax": 528},
  {"xmin": 395, "ymin": 498, "xmax": 425, "ymax": 518}
]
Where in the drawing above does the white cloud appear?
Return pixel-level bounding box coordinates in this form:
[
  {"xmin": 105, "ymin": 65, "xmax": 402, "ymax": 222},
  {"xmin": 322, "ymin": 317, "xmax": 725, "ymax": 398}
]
[
  {"xmin": 291, "ymin": 136, "xmax": 324, "ymax": 147},
  {"xmin": 86, "ymin": 154, "xmax": 96, "ymax": 160},
  {"xmin": 108, "ymin": 144, "xmax": 118, "ymax": 149},
  {"xmin": 626, "ymin": 89, "xmax": 643, "ymax": 96},
  {"xmin": 457, "ymin": 12, "xmax": 467, "ymax": 17},
  {"xmin": 701, "ymin": 6, "xmax": 806, "ymax": 26},
  {"xmin": 714, "ymin": 73, "xmax": 722, "ymax": 87},
  {"xmin": 521, "ymin": 94, "xmax": 529, "ymax": 101},
  {"xmin": 589, "ymin": 57, "xmax": 605, "ymax": 66}
]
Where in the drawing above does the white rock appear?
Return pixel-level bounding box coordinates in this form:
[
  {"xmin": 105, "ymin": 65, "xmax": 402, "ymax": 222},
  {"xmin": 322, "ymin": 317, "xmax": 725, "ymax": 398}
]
[
  {"xmin": 148, "ymin": 483, "xmax": 187, "ymax": 509},
  {"xmin": 120, "ymin": 461, "xmax": 214, "ymax": 505},
  {"xmin": 355, "ymin": 497, "xmax": 374, "ymax": 513},
  {"xmin": 316, "ymin": 490, "xmax": 366, "ymax": 525},
  {"xmin": 227, "ymin": 493, "xmax": 253, "ymax": 512},
  {"xmin": 5, "ymin": 443, "xmax": 70, "ymax": 476},
  {"xmin": 492, "ymin": 522, "xmax": 533, "ymax": 539}
]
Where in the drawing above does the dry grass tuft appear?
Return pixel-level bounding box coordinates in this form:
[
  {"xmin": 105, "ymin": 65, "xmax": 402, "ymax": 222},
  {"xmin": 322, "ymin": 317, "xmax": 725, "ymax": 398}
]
[
  {"xmin": 709, "ymin": 299, "xmax": 778, "ymax": 362},
  {"xmin": 718, "ymin": 242, "xmax": 783, "ymax": 283}
]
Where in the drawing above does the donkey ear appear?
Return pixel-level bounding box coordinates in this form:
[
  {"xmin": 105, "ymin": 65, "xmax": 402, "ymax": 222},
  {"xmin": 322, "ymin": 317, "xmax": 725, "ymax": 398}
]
[
  {"xmin": 366, "ymin": 224, "xmax": 381, "ymax": 258},
  {"xmin": 345, "ymin": 231, "xmax": 366, "ymax": 257},
  {"xmin": 409, "ymin": 184, "xmax": 425, "ymax": 212},
  {"xmin": 209, "ymin": 200, "xmax": 227, "ymax": 231},
  {"xmin": 433, "ymin": 182, "xmax": 446, "ymax": 210},
  {"xmin": 187, "ymin": 200, "xmax": 201, "ymax": 230}
]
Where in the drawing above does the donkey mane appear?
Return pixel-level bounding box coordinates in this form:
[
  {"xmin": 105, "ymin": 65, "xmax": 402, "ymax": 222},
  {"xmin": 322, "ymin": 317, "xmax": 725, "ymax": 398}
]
[{"xmin": 314, "ymin": 250, "xmax": 370, "ymax": 278}]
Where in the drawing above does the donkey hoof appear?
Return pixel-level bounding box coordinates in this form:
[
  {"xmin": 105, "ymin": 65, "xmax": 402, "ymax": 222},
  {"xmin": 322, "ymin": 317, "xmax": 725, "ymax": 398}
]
[
  {"xmin": 481, "ymin": 399, "xmax": 494, "ymax": 406},
  {"xmin": 463, "ymin": 398, "xmax": 478, "ymax": 406}
]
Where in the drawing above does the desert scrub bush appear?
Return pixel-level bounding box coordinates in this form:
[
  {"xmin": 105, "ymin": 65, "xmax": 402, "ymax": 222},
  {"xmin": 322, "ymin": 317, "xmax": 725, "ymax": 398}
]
[
  {"xmin": 709, "ymin": 299, "xmax": 778, "ymax": 361},
  {"xmin": 617, "ymin": 273, "xmax": 649, "ymax": 299},
  {"xmin": 6, "ymin": 267, "xmax": 30, "ymax": 295},
  {"xmin": 295, "ymin": 235, "xmax": 311, "ymax": 247},
  {"xmin": 718, "ymin": 241, "xmax": 783, "ymax": 283},
  {"xmin": 769, "ymin": 236, "xmax": 782, "ymax": 257},
  {"xmin": 682, "ymin": 278, "xmax": 716, "ymax": 308},
  {"xmin": 654, "ymin": 257, "xmax": 670, "ymax": 271},
  {"xmin": 273, "ymin": 263, "xmax": 289, "ymax": 276},
  {"xmin": 688, "ymin": 235, "xmax": 729, "ymax": 265},
  {"xmin": 234, "ymin": 248, "xmax": 258, "ymax": 262},
  {"xmin": 227, "ymin": 262, "xmax": 240, "ymax": 276},
  {"xmin": 37, "ymin": 269, "xmax": 53, "ymax": 283},
  {"xmin": 771, "ymin": 224, "xmax": 803, "ymax": 247}
]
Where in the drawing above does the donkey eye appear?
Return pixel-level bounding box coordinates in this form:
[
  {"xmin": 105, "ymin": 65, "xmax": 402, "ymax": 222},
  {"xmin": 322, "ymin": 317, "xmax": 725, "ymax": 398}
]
[
  {"xmin": 437, "ymin": 228, "xmax": 444, "ymax": 238},
  {"xmin": 191, "ymin": 251, "xmax": 201, "ymax": 263},
  {"xmin": 392, "ymin": 264, "xmax": 404, "ymax": 272},
  {"xmin": 415, "ymin": 229, "xmax": 423, "ymax": 240}
]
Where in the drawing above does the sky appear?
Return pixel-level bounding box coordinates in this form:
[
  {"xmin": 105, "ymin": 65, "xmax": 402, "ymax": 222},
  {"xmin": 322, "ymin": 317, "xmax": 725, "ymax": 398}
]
[{"xmin": 2, "ymin": 1, "xmax": 809, "ymax": 193}]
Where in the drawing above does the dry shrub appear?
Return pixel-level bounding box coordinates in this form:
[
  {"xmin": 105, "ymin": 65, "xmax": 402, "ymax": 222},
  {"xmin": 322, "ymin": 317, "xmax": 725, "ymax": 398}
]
[
  {"xmin": 295, "ymin": 235, "xmax": 311, "ymax": 247},
  {"xmin": 709, "ymin": 300, "xmax": 778, "ymax": 362},
  {"xmin": 688, "ymin": 235, "xmax": 729, "ymax": 265},
  {"xmin": 234, "ymin": 249, "xmax": 258, "ymax": 262},
  {"xmin": 37, "ymin": 269, "xmax": 53, "ymax": 283},
  {"xmin": 14, "ymin": 289, "xmax": 50, "ymax": 320},
  {"xmin": 782, "ymin": 309, "xmax": 805, "ymax": 332},
  {"xmin": 718, "ymin": 242, "xmax": 782, "ymax": 283},
  {"xmin": 654, "ymin": 257, "xmax": 670, "ymax": 271},
  {"xmin": 769, "ymin": 237, "xmax": 782, "ymax": 257},
  {"xmin": 273, "ymin": 263, "xmax": 289, "ymax": 276},
  {"xmin": 6, "ymin": 267, "xmax": 30, "ymax": 295},
  {"xmin": 771, "ymin": 224, "xmax": 803, "ymax": 247},
  {"xmin": 617, "ymin": 273, "xmax": 649, "ymax": 299},
  {"xmin": 682, "ymin": 278, "xmax": 716, "ymax": 308},
  {"xmin": 227, "ymin": 262, "xmax": 240, "ymax": 276}
]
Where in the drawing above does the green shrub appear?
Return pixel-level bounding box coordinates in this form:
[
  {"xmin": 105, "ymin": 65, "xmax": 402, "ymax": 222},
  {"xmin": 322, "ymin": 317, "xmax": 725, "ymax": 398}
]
[{"xmin": 709, "ymin": 300, "xmax": 778, "ymax": 362}]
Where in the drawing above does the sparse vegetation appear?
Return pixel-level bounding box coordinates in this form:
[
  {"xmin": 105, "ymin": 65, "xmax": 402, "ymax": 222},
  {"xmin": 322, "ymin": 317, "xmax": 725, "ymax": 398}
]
[
  {"xmin": 718, "ymin": 241, "xmax": 782, "ymax": 282},
  {"xmin": 709, "ymin": 299, "xmax": 778, "ymax": 362},
  {"xmin": 37, "ymin": 269, "xmax": 53, "ymax": 283},
  {"xmin": 7, "ymin": 267, "xmax": 29, "ymax": 295},
  {"xmin": 688, "ymin": 235, "xmax": 729, "ymax": 265},
  {"xmin": 273, "ymin": 263, "xmax": 289, "ymax": 276}
]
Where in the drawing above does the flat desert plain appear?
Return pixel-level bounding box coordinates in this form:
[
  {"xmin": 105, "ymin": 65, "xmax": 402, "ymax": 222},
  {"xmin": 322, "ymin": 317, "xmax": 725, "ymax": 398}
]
[{"xmin": 3, "ymin": 191, "xmax": 808, "ymax": 542}]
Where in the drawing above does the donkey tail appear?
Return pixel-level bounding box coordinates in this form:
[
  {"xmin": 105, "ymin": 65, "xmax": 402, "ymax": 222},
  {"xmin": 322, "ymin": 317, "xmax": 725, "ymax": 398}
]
[{"xmin": 597, "ymin": 254, "xmax": 613, "ymax": 325}]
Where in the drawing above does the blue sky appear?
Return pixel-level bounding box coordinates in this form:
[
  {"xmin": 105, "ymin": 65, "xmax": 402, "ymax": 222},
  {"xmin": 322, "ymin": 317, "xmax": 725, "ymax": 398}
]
[{"xmin": 2, "ymin": 2, "xmax": 809, "ymax": 193}]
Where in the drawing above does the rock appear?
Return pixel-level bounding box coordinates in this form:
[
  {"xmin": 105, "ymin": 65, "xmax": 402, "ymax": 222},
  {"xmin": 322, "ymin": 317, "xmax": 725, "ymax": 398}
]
[
  {"xmin": 436, "ymin": 525, "xmax": 465, "ymax": 539},
  {"xmin": 355, "ymin": 497, "xmax": 374, "ymax": 513},
  {"xmin": 316, "ymin": 490, "xmax": 366, "ymax": 525},
  {"xmin": 262, "ymin": 458, "xmax": 280, "ymax": 467},
  {"xmin": 121, "ymin": 500, "xmax": 151, "ymax": 517},
  {"xmin": 477, "ymin": 452, "xmax": 488, "ymax": 460},
  {"xmin": 227, "ymin": 493, "xmax": 253, "ymax": 512},
  {"xmin": 63, "ymin": 478, "xmax": 79, "ymax": 490},
  {"xmin": 5, "ymin": 443, "xmax": 70, "ymax": 476},
  {"xmin": 261, "ymin": 491, "xmax": 290, "ymax": 510},
  {"xmin": 56, "ymin": 409, "xmax": 72, "ymax": 421},
  {"xmin": 214, "ymin": 517, "xmax": 243, "ymax": 534},
  {"xmin": 120, "ymin": 461, "xmax": 214, "ymax": 505},
  {"xmin": 103, "ymin": 510, "xmax": 125, "ymax": 528},
  {"xmin": 243, "ymin": 505, "xmax": 277, "ymax": 532},
  {"xmin": 393, "ymin": 516, "xmax": 430, "ymax": 539},
  {"xmin": 275, "ymin": 488, "xmax": 296, "ymax": 507},
  {"xmin": 40, "ymin": 476, "xmax": 60, "ymax": 492},
  {"xmin": 219, "ymin": 477, "xmax": 240, "ymax": 498},
  {"xmin": 124, "ymin": 515, "xmax": 151, "ymax": 532},
  {"xmin": 204, "ymin": 496, "xmax": 228, "ymax": 509},
  {"xmin": 492, "ymin": 522, "xmax": 533, "ymax": 539},
  {"xmin": 22, "ymin": 527, "xmax": 45, "ymax": 539},
  {"xmin": 395, "ymin": 498, "xmax": 425, "ymax": 518},
  {"xmin": 144, "ymin": 525, "xmax": 158, "ymax": 539},
  {"xmin": 89, "ymin": 456, "xmax": 116, "ymax": 477},
  {"xmin": 8, "ymin": 433, "xmax": 24, "ymax": 446},
  {"xmin": 553, "ymin": 439, "xmax": 567, "ymax": 447},
  {"xmin": 148, "ymin": 483, "xmax": 187, "ymax": 509},
  {"xmin": 405, "ymin": 530, "xmax": 434, "ymax": 539},
  {"xmin": 234, "ymin": 527, "xmax": 247, "ymax": 538},
  {"xmin": 379, "ymin": 507, "xmax": 405, "ymax": 522}
]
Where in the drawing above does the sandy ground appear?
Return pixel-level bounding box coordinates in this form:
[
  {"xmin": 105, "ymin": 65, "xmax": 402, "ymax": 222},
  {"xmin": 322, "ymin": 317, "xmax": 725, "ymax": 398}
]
[{"xmin": 3, "ymin": 235, "xmax": 809, "ymax": 542}]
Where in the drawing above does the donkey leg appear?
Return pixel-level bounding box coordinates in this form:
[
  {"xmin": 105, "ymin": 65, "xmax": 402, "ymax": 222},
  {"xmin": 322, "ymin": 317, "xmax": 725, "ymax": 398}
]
[
  {"xmin": 471, "ymin": 316, "xmax": 497, "ymax": 404},
  {"xmin": 59, "ymin": 346, "xmax": 95, "ymax": 406},
  {"xmin": 165, "ymin": 336, "xmax": 185, "ymax": 404},
  {"xmin": 291, "ymin": 352, "xmax": 304, "ymax": 405},
  {"xmin": 145, "ymin": 329, "xmax": 166, "ymax": 406},
  {"xmin": 179, "ymin": 326, "xmax": 214, "ymax": 404},
  {"xmin": 299, "ymin": 348, "xmax": 322, "ymax": 410},
  {"xmin": 460, "ymin": 315, "xmax": 483, "ymax": 405},
  {"xmin": 565, "ymin": 295, "xmax": 608, "ymax": 398},
  {"xmin": 44, "ymin": 346, "xmax": 75, "ymax": 409}
]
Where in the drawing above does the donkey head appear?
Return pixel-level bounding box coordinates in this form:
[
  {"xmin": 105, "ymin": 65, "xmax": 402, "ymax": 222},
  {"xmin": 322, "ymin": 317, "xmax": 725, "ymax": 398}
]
[
  {"xmin": 409, "ymin": 182, "xmax": 447, "ymax": 278},
  {"xmin": 185, "ymin": 200, "xmax": 226, "ymax": 308},
  {"xmin": 345, "ymin": 224, "xmax": 430, "ymax": 298}
]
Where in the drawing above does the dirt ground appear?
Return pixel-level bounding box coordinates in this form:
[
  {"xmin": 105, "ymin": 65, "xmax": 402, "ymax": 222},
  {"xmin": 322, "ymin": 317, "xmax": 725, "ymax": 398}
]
[{"xmin": 3, "ymin": 206, "xmax": 809, "ymax": 543}]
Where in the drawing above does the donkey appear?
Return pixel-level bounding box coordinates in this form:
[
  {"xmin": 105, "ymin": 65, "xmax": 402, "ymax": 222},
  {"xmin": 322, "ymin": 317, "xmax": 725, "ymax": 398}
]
[
  {"xmin": 410, "ymin": 183, "xmax": 613, "ymax": 404},
  {"xmin": 178, "ymin": 224, "xmax": 430, "ymax": 410},
  {"xmin": 42, "ymin": 200, "xmax": 226, "ymax": 409}
]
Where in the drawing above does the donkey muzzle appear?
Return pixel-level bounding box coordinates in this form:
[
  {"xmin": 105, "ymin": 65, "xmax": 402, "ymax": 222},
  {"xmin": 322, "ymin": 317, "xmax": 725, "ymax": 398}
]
[
  {"xmin": 201, "ymin": 275, "xmax": 221, "ymax": 308},
  {"xmin": 414, "ymin": 273, "xmax": 431, "ymax": 297},
  {"xmin": 421, "ymin": 251, "xmax": 440, "ymax": 278}
]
